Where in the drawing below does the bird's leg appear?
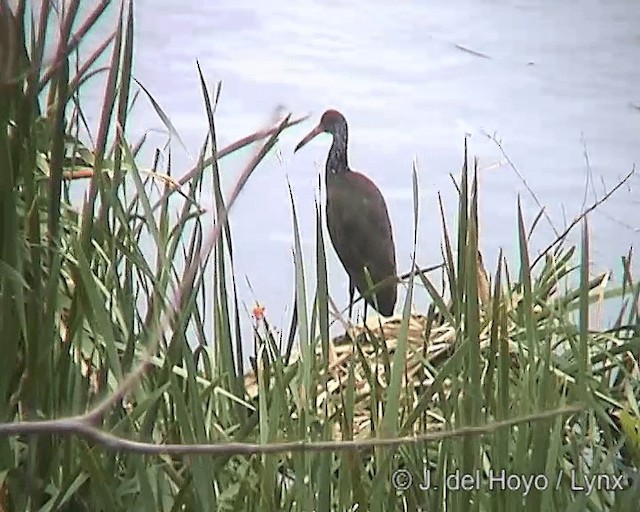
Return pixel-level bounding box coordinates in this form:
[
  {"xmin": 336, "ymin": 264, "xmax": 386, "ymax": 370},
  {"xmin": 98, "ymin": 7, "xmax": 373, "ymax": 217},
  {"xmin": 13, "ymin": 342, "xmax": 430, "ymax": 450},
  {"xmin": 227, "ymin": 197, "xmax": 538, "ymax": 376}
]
[
  {"xmin": 363, "ymin": 298, "xmax": 369, "ymax": 329},
  {"xmin": 348, "ymin": 280, "xmax": 355, "ymax": 325}
]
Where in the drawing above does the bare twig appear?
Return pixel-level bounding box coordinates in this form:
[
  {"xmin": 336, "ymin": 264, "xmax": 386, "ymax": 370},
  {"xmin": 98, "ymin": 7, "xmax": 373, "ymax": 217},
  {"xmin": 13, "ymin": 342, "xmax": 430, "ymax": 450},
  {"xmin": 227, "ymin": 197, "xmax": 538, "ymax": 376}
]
[
  {"xmin": 174, "ymin": 114, "xmax": 293, "ymax": 309},
  {"xmin": 482, "ymin": 131, "xmax": 559, "ymax": 237},
  {"xmin": 153, "ymin": 113, "xmax": 310, "ymax": 207},
  {"xmin": 0, "ymin": 403, "xmax": 583, "ymax": 455},
  {"xmin": 60, "ymin": 113, "xmax": 310, "ymax": 181},
  {"xmin": 531, "ymin": 167, "xmax": 636, "ymax": 269},
  {"xmin": 332, "ymin": 263, "xmax": 445, "ymax": 321}
]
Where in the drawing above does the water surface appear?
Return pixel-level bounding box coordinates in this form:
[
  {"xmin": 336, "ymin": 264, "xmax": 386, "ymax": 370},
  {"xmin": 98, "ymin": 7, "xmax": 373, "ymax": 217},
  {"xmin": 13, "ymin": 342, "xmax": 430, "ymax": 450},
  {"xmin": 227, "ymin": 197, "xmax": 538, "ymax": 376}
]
[{"xmin": 83, "ymin": 0, "xmax": 640, "ymax": 346}]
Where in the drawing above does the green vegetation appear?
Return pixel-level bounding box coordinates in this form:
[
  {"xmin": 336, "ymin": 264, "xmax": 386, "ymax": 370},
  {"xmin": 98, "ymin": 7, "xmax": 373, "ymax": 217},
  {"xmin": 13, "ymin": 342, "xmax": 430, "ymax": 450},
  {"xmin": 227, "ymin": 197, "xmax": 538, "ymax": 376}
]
[{"xmin": 1, "ymin": 2, "xmax": 639, "ymax": 511}]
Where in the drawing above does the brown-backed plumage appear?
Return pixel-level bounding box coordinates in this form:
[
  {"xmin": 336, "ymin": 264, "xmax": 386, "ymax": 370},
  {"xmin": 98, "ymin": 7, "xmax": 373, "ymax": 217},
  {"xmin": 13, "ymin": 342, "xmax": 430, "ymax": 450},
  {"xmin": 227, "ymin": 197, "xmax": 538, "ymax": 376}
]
[{"xmin": 294, "ymin": 109, "xmax": 397, "ymax": 318}]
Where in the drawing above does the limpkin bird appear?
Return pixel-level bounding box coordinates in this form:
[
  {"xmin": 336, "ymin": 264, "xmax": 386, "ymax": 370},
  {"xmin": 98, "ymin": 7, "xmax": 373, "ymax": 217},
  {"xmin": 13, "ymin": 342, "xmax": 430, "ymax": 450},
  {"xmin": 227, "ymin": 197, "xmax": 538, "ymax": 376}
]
[{"xmin": 294, "ymin": 109, "xmax": 397, "ymax": 319}]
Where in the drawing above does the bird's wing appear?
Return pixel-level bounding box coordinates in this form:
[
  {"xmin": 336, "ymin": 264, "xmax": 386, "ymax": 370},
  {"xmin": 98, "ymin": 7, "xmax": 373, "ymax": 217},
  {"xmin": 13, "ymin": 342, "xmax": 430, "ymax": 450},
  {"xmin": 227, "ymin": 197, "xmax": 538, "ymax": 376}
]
[{"xmin": 326, "ymin": 180, "xmax": 396, "ymax": 289}]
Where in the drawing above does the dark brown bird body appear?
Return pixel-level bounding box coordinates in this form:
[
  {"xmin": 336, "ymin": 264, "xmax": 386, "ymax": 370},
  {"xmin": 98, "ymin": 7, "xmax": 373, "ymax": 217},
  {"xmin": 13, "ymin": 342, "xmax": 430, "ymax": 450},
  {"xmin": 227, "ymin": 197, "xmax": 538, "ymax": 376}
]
[{"xmin": 294, "ymin": 110, "xmax": 397, "ymax": 317}]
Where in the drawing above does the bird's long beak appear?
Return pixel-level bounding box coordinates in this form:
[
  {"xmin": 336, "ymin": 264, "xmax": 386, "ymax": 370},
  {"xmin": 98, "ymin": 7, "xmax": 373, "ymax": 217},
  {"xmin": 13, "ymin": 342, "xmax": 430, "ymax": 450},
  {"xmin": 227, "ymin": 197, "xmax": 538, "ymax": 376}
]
[{"xmin": 294, "ymin": 124, "xmax": 323, "ymax": 153}]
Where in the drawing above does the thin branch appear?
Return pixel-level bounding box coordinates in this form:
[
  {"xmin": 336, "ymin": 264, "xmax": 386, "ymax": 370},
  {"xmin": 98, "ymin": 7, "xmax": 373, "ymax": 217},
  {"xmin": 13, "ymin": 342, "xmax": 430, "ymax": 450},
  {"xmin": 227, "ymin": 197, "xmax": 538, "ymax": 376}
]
[
  {"xmin": 0, "ymin": 403, "xmax": 583, "ymax": 455},
  {"xmin": 531, "ymin": 167, "xmax": 636, "ymax": 269},
  {"xmin": 59, "ymin": 114, "xmax": 310, "ymax": 197},
  {"xmin": 173, "ymin": 114, "xmax": 293, "ymax": 310},
  {"xmin": 334, "ymin": 263, "xmax": 445, "ymax": 321},
  {"xmin": 482, "ymin": 130, "xmax": 559, "ymax": 237},
  {"xmin": 148, "ymin": 113, "xmax": 309, "ymax": 210}
]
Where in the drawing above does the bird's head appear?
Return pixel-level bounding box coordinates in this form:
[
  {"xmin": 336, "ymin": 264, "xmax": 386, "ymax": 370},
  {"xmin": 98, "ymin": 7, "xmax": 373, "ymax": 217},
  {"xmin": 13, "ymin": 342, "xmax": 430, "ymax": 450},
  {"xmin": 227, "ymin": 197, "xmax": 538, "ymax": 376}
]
[{"xmin": 294, "ymin": 109, "xmax": 347, "ymax": 152}]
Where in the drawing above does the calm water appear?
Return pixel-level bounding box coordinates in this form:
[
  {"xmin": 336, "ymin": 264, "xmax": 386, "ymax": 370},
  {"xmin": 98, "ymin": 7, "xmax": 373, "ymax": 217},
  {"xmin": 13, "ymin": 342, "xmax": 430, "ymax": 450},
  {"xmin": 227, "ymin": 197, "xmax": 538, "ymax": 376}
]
[{"xmin": 82, "ymin": 0, "xmax": 639, "ymax": 347}]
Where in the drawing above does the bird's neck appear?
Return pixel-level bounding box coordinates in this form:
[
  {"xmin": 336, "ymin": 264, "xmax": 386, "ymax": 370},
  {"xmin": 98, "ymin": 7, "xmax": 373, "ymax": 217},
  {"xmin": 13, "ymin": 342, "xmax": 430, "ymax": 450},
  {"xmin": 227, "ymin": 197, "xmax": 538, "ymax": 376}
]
[{"xmin": 326, "ymin": 124, "xmax": 349, "ymax": 175}]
